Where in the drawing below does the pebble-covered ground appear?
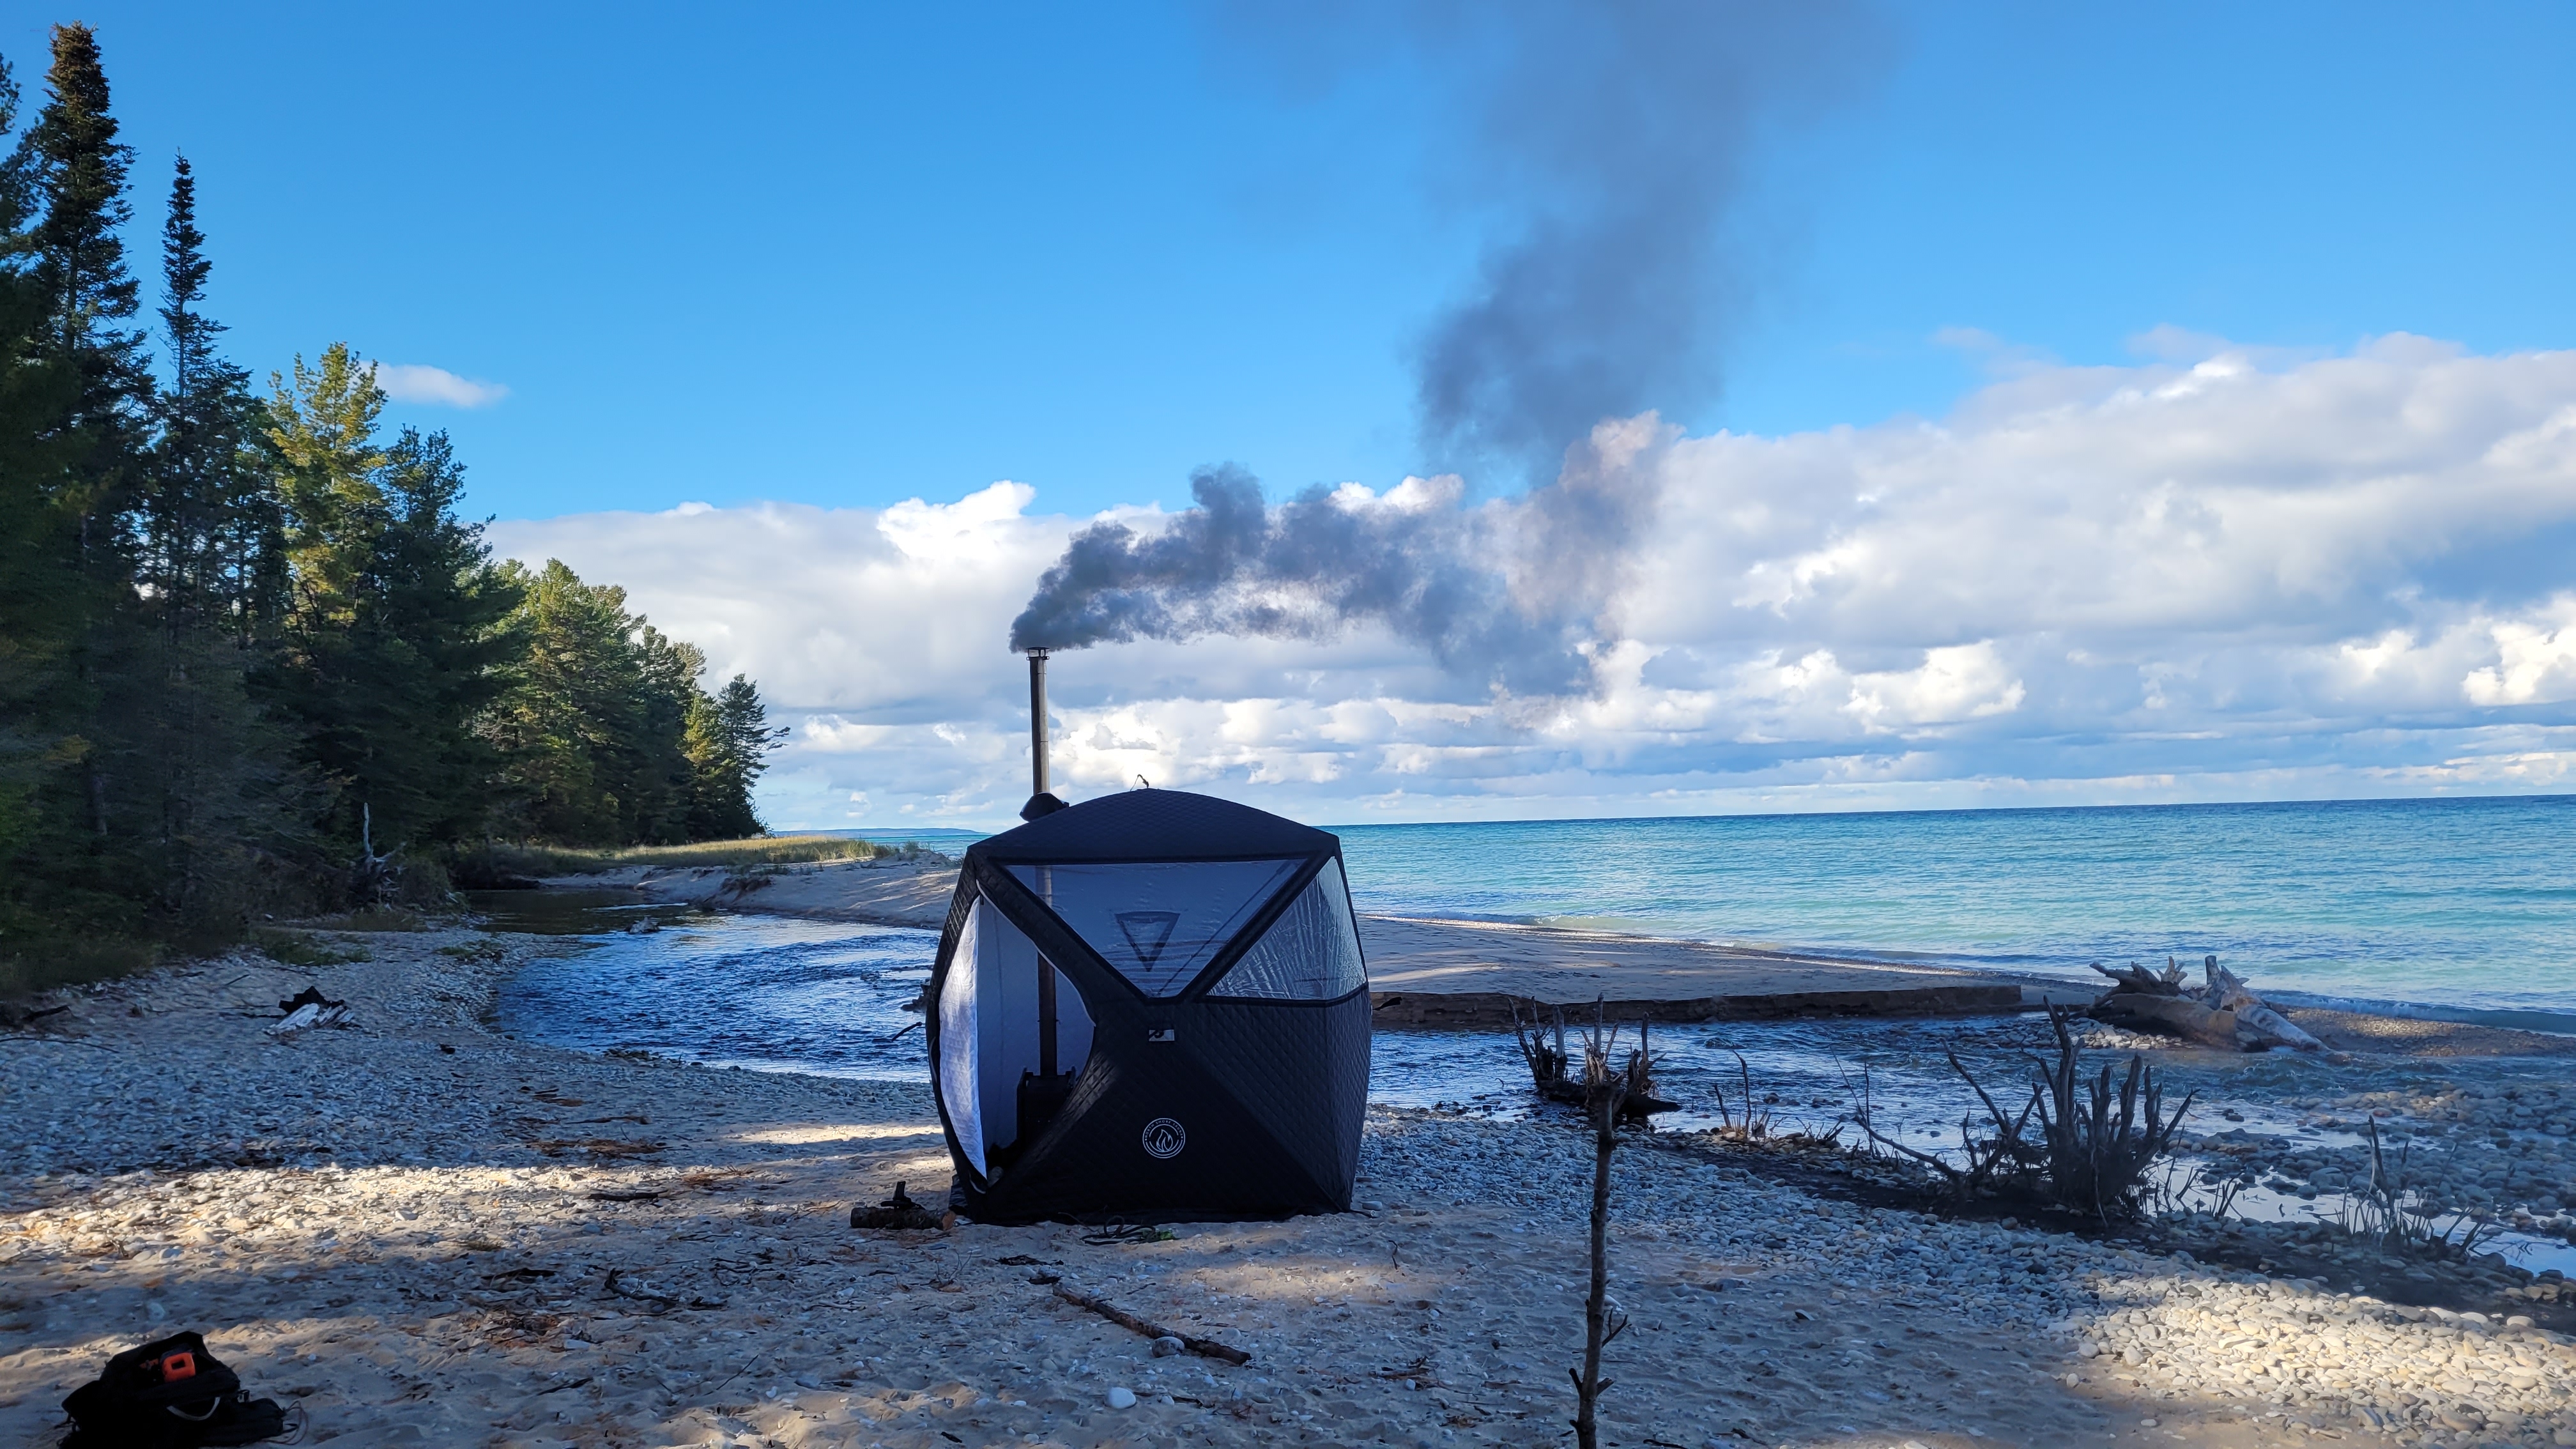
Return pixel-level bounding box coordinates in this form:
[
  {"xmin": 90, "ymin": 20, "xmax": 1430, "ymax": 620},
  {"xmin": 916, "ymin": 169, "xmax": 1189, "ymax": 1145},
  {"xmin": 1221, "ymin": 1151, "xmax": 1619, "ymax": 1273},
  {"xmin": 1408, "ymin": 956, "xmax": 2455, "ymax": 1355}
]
[{"xmin": 3, "ymin": 928, "xmax": 2573, "ymax": 1448}]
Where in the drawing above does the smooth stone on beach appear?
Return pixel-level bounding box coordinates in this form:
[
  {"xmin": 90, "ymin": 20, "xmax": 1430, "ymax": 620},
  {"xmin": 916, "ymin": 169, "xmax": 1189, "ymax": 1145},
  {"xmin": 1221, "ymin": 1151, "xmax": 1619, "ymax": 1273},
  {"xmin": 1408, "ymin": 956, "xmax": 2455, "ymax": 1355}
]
[
  {"xmin": 1105, "ymin": 1386, "xmax": 1137, "ymax": 1409},
  {"xmin": 1150, "ymin": 1335, "xmax": 1183, "ymax": 1356}
]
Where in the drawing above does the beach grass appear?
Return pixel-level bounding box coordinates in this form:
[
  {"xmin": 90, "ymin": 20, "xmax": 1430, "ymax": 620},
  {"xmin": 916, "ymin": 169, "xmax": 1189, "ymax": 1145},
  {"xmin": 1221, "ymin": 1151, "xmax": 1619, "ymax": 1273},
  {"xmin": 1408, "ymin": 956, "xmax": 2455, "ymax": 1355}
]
[
  {"xmin": 251, "ymin": 928, "xmax": 374, "ymax": 966},
  {"xmin": 459, "ymin": 833, "xmax": 896, "ymax": 878},
  {"xmin": 0, "ymin": 933, "xmax": 161, "ymax": 1003},
  {"xmin": 293, "ymin": 907, "xmax": 434, "ymax": 933}
]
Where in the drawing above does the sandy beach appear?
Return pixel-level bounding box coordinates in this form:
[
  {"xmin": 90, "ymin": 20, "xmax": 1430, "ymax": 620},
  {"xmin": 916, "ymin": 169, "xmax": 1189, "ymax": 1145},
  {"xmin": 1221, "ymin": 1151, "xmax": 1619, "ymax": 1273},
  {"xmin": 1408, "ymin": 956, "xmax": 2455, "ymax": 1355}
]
[{"xmin": 4, "ymin": 916, "xmax": 2574, "ymax": 1449}]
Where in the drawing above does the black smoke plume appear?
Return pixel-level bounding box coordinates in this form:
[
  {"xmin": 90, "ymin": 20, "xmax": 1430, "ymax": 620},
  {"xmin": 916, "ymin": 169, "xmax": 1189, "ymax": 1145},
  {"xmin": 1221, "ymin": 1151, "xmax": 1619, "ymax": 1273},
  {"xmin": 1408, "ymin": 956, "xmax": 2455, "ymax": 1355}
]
[
  {"xmin": 1009, "ymin": 4, "xmax": 1885, "ymax": 691},
  {"xmin": 1009, "ymin": 425, "xmax": 1664, "ymax": 696},
  {"xmin": 1335, "ymin": 0, "xmax": 1887, "ymax": 473}
]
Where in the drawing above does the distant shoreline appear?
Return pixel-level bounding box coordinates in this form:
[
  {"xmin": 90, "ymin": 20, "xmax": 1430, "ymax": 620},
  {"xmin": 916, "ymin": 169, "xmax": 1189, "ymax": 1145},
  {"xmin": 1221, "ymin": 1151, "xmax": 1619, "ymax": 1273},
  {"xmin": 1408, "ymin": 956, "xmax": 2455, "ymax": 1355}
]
[{"xmin": 815, "ymin": 789, "xmax": 2576, "ymax": 839}]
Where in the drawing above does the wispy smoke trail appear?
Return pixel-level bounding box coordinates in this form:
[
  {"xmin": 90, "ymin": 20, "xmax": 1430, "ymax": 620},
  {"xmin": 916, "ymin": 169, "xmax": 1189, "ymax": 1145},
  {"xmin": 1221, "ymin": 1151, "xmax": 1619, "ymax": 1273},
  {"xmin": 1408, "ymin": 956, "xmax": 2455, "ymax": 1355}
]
[
  {"xmin": 1010, "ymin": 3, "xmax": 1886, "ymax": 691},
  {"xmin": 1388, "ymin": 0, "xmax": 1887, "ymax": 473},
  {"xmin": 1009, "ymin": 422, "xmax": 1667, "ymax": 695}
]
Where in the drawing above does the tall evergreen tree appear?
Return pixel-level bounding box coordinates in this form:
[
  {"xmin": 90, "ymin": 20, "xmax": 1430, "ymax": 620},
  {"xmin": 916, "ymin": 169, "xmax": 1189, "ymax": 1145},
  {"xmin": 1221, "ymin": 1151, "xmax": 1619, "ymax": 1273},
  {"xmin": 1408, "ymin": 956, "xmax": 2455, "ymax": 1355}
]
[
  {"xmin": 629, "ymin": 624, "xmax": 706, "ymax": 844},
  {"xmin": 486, "ymin": 561, "xmax": 786, "ymax": 847},
  {"xmin": 266, "ymin": 342, "xmax": 386, "ymax": 621},
  {"xmin": 489, "ymin": 560, "xmax": 668, "ymax": 845},
  {"xmin": 686, "ymin": 675, "xmax": 785, "ymax": 839},
  {"xmin": 23, "ymin": 24, "xmax": 148, "ymax": 462},
  {"xmin": 114, "ymin": 153, "xmax": 307, "ymax": 928},
  {"xmin": 0, "ymin": 48, "xmax": 113, "ymax": 973},
  {"xmin": 358, "ymin": 427, "xmax": 522, "ymax": 846},
  {"xmin": 0, "ymin": 31, "xmax": 258, "ymax": 971},
  {"xmin": 147, "ymin": 154, "xmax": 275, "ymax": 636},
  {"xmin": 14, "ymin": 26, "xmax": 156, "ymax": 848},
  {"xmin": 259, "ymin": 353, "xmax": 521, "ymax": 857}
]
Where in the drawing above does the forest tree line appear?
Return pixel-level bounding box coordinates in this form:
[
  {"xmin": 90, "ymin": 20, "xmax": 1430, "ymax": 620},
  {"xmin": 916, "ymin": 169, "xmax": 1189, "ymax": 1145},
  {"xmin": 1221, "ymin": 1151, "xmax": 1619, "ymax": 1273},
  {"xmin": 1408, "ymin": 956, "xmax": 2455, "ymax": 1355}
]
[{"xmin": 0, "ymin": 26, "xmax": 786, "ymax": 979}]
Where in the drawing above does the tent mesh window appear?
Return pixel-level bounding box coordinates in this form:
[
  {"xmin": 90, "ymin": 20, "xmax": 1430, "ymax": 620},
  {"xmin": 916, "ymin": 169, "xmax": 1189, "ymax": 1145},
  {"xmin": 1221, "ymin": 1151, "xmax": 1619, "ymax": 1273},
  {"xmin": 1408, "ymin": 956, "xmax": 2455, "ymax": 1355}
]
[
  {"xmin": 940, "ymin": 893, "xmax": 1096, "ymax": 1177},
  {"xmin": 1006, "ymin": 859, "xmax": 1300, "ymax": 997},
  {"xmin": 936, "ymin": 896, "xmax": 984, "ymax": 1172},
  {"xmin": 1209, "ymin": 858, "xmax": 1367, "ymax": 1001}
]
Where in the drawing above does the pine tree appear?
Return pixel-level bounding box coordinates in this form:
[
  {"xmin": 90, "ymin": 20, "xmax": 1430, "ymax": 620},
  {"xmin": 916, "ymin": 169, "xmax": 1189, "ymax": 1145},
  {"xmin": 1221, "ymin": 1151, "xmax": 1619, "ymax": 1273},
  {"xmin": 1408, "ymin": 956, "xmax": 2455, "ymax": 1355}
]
[
  {"xmin": 686, "ymin": 675, "xmax": 785, "ymax": 839},
  {"xmin": 114, "ymin": 153, "xmax": 310, "ymax": 929},
  {"xmin": 24, "ymin": 23, "xmax": 148, "ymax": 463},
  {"xmin": 147, "ymin": 154, "xmax": 274, "ymax": 636},
  {"xmin": 265, "ymin": 342, "xmax": 387, "ymax": 621},
  {"xmin": 258, "ymin": 354, "xmax": 521, "ymax": 861},
  {"xmin": 21, "ymin": 23, "xmax": 152, "ymax": 861},
  {"xmin": 0, "ymin": 32, "xmax": 165, "ymax": 976},
  {"xmin": 631, "ymin": 625, "xmax": 707, "ymax": 844},
  {"xmin": 486, "ymin": 560, "xmax": 777, "ymax": 847},
  {"xmin": 345, "ymin": 428, "xmax": 521, "ymax": 849},
  {"xmin": 489, "ymin": 560, "xmax": 660, "ymax": 845},
  {"xmin": 0, "ymin": 47, "xmax": 114, "ymax": 977}
]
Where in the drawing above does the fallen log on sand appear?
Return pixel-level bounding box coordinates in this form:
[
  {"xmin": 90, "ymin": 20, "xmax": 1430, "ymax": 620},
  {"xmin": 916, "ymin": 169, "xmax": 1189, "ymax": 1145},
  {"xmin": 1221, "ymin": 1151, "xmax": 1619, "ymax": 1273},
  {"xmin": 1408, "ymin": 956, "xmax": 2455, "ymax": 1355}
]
[
  {"xmin": 1050, "ymin": 1281, "xmax": 1251, "ymax": 1364},
  {"xmin": 2088, "ymin": 956, "xmax": 2322, "ymax": 1053},
  {"xmin": 2201, "ymin": 959, "xmax": 2324, "ymax": 1051}
]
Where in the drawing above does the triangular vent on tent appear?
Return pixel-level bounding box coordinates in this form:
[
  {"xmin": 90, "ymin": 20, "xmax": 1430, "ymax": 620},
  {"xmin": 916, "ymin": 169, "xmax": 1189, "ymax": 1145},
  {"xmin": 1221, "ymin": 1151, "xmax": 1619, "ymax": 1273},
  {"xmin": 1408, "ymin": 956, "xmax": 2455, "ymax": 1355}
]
[
  {"xmin": 1007, "ymin": 859, "xmax": 1302, "ymax": 997},
  {"xmin": 1115, "ymin": 911, "xmax": 1179, "ymax": 966}
]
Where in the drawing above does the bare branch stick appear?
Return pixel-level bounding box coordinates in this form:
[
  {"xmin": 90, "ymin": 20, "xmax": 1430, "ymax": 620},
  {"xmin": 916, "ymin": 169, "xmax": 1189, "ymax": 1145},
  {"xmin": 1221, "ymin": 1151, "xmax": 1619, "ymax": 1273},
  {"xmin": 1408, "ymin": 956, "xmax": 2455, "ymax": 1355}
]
[{"xmin": 1051, "ymin": 1281, "xmax": 1250, "ymax": 1365}]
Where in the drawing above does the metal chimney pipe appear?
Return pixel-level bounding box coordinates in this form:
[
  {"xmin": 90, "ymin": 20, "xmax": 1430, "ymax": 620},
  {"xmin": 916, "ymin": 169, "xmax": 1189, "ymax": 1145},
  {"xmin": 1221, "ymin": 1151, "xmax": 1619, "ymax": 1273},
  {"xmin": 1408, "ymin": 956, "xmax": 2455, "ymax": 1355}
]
[
  {"xmin": 1025, "ymin": 646, "xmax": 1063, "ymax": 1098},
  {"xmin": 1026, "ymin": 647, "xmax": 1050, "ymax": 798}
]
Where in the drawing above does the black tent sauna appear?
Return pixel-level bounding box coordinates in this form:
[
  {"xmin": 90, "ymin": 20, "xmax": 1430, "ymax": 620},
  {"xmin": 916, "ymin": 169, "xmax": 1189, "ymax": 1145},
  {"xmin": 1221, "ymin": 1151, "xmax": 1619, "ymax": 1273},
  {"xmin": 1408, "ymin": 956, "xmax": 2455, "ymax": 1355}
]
[{"xmin": 928, "ymin": 788, "xmax": 1372, "ymax": 1222}]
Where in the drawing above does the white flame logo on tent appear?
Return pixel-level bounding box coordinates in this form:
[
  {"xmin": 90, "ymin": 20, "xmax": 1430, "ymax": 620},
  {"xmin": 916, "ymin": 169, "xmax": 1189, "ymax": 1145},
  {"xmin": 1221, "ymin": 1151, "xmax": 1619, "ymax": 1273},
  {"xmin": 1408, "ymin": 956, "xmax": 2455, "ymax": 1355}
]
[{"xmin": 1140, "ymin": 1117, "xmax": 1187, "ymax": 1160}]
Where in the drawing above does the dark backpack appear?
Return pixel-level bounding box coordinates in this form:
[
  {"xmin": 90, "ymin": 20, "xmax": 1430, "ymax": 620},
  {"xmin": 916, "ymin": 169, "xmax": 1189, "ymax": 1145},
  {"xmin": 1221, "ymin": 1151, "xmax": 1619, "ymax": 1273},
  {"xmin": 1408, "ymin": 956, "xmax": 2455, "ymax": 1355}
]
[{"xmin": 60, "ymin": 1332, "xmax": 289, "ymax": 1448}]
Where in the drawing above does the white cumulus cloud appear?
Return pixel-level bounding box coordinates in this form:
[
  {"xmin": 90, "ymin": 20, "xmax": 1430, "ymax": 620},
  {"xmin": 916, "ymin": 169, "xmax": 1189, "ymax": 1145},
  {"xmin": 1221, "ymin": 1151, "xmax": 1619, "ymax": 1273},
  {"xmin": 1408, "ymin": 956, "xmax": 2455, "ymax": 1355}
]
[
  {"xmin": 372, "ymin": 362, "xmax": 509, "ymax": 408},
  {"xmin": 488, "ymin": 334, "xmax": 2576, "ymax": 829}
]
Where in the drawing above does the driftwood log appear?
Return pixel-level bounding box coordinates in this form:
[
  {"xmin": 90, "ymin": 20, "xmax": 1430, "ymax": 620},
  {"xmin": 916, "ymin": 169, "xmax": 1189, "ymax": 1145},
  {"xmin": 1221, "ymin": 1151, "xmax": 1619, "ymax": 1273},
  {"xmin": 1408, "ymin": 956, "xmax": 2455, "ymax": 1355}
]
[
  {"xmin": 2087, "ymin": 955, "xmax": 2322, "ymax": 1053},
  {"xmin": 1509, "ymin": 1000, "xmax": 1678, "ymax": 1119},
  {"xmin": 1050, "ymin": 1280, "xmax": 1251, "ymax": 1364},
  {"xmin": 269, "ymin": 988, "xmax": 353, "ymax": 1036},
  {"xmin": 349, "ymin": 802, "xmax": 401, "ymax": 907}
]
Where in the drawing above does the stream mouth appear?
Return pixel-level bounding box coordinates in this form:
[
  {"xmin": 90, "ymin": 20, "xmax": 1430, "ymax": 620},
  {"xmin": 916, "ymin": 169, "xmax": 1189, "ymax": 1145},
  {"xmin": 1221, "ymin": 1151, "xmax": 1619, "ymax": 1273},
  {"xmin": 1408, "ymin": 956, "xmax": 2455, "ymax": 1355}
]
[
  {"xmin": 479, "ymin": 893, "xmax": 932, "ymax": 1081},
  {"xmin": 477, "ymin": 894, "xmax": 2576, "ymax": 1278}
]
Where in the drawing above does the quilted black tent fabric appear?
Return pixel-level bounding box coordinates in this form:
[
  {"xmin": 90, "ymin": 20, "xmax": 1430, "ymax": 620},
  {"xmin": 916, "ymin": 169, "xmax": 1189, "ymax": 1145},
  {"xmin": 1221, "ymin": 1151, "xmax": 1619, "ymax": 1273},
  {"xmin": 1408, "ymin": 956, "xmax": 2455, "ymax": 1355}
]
[
  {"xmin": 928, "ymin": 789, "xmax": 1370, "ymax": 1223},
  {"xmin": 973, "ymin": 786, "xmax": 1340, "ymax": 864}
]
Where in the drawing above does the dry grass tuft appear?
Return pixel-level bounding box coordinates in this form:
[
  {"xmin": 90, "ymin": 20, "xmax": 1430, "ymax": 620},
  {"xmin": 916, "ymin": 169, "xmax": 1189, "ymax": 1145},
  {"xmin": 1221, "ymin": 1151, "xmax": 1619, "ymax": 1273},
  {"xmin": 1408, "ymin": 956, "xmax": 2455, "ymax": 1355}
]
[{"xmin": 457, "ymin": 834, "xmax": 917, "ymax": 879}]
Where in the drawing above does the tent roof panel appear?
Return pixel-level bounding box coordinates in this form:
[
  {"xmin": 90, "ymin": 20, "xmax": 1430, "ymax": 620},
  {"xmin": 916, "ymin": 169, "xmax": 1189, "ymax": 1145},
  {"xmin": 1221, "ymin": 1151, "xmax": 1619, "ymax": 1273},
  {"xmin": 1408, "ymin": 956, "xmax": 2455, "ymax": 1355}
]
[{"xmin": 970, "ymin": 788, "xmax": 1338, "ymax": 864}]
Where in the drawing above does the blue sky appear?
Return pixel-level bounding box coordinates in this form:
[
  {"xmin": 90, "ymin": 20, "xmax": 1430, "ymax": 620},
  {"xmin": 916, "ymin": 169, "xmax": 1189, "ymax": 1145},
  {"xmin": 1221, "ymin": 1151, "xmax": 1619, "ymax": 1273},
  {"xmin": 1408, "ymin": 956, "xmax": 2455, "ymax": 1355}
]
[
  {"xmin": 26, "ymin": 3, "xmax": 2576, "ymax": 827},
  {"xmin": 25, "ymin": 3, "xmax": 2576, "ymax": 519}
]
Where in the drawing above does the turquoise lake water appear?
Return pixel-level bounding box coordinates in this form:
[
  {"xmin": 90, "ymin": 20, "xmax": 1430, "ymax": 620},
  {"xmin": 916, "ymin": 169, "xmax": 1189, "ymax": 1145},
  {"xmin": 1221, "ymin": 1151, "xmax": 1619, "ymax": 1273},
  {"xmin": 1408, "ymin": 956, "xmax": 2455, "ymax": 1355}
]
[{"xmin": 1327, "ymin": 795, "xmax": 2576, "ymax": 1027}]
